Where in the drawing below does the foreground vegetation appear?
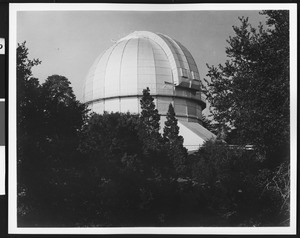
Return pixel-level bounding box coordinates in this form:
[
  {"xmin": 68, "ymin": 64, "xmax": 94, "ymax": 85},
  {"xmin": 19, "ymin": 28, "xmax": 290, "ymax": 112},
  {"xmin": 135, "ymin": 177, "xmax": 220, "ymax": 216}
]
[{"xmin": 17, "ymin": 10, "xmax": 290, "ymax": 227}]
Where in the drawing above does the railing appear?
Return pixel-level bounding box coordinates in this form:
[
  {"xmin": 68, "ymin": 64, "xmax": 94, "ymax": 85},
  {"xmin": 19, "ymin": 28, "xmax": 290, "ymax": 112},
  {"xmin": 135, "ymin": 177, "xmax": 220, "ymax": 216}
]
[{"xmin": 186, "ymin": 144, "xmax": 255, "ymax": 152}]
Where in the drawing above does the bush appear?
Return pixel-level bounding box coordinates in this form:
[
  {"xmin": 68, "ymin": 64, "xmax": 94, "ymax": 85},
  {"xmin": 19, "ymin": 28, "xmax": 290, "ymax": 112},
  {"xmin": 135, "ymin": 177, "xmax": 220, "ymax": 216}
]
[{"xmin": 187, "ymin": 140, "xmax": 290, "ymax": 226}]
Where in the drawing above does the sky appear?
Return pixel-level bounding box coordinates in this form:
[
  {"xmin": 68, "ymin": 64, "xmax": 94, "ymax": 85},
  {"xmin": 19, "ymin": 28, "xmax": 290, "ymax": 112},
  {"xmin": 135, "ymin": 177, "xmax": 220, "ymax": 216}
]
[{"xmin": 17, "ymin": 8, "xmax": 267, "ymax": 115}]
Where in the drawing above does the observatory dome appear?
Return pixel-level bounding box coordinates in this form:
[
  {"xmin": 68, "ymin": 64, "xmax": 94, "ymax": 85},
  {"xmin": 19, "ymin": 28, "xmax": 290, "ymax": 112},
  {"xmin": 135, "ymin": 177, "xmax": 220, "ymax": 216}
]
[{"xmin": 83, "ymin": 31, "xmax": 216, "ymax": 150}]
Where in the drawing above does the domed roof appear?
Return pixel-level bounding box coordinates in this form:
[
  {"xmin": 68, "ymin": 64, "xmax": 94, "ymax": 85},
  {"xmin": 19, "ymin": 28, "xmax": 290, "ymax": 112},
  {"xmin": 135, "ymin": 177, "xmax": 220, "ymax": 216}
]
[
  {"xmin": 83, "ymin": 31, "xmax": 203, "ymax": 104},
  {"xmin": 83, "ymin": 31, "xmax": 215, "ymax": 151}
]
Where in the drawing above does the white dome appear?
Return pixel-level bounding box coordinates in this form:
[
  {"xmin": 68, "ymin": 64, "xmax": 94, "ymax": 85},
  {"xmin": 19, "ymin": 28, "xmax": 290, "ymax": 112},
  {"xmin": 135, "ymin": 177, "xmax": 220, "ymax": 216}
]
[{"xmin": 83, "ymin": 31, "xmax": 206, "ymax": 123}]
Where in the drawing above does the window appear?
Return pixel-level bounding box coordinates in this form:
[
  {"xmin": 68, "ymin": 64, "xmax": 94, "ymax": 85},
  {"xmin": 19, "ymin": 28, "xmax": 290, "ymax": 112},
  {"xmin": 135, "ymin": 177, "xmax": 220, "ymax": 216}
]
[
  {"xmin": 180, "ymin": 68, "xmax": 188, "ymax": 78},
  {"xmin": 191, "ymin": 71, "xmax": 199, "ymax": 80}
]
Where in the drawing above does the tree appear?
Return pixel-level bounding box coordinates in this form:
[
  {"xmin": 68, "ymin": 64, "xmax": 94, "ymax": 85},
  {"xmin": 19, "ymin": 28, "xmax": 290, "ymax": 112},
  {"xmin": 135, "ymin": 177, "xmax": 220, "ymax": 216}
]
[
  {"xmin": 188, "ymin": 139, "xmax": 289, "ymax": 226},
  {"xmin": 79, "ymin": 112, "xmax": 142, "ymax": 169},
  {"xmin": 139, "ymin": 87, "xmax": 162, "ymax": 153},
  {"xmin": 163, "ymin": 103, "xmax": 180, "ymax": 143},
  {"xmin": 17, "ymin": 42, "xmax": 41, "ymax": 83},
  {"xmin": 17, "ymin": 42, "xmax": 42, "ymax": 136},
  {"xmin": 17, "ymin": 43, "xmax": 88, "ymax": 226},
  {"xmin": 78, "ymin": 112, "xmax": 181, "ymax": 226},
  {"xmin": 78, "ymin": 112, "xmax": 147, "ymax": 225},
  {"xmin": 163, "ymin": 103, "xmax": 187, "ymax": 177},
  {"xmin": 203, "ymin": 11, "xmax": 289, "ymax": 163},
  {"xmin": 41, "ymin": 74, "xmax": 87, "ymax": 139},
  {"xmin": 138, "ymin": 88, "xmax": 179, "ymax": 180},
  {"xmin": 17, "ymin": 42, "xmax": 43, "ymax": 223}
]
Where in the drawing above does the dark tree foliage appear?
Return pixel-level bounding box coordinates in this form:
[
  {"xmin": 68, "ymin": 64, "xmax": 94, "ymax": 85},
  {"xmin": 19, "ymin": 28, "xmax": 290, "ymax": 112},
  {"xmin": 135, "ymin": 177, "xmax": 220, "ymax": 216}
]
[
  {"xmin": 41, "ymin": 74, "xmax": 87, "ymax": 139},
  {"xmin": 17, "ymin": 42, "xmax": 42, "ymax": 136},
  {"xmin": 79, "ymin": 112, "xmax": 143, "ymax": 175},
  {"xmin": 203, "ymin": 11, "xmax": 289, "ymax": 163},
  {"xmin": 139, "ymin": 87, "xmax": 161, "ymax": 152},
  {"xmin": 188, "ymin": 140, "xmax": 290, "ymax": 226},
  {"xmin": 17, "ymin": 43, "xmax": 87, "ymax": 141},
  {"xmin": 199, "ymin": 115, "xmax": 214, "ymax": 132},
  {"xmin": 17, "ymin": 42, "xmax": 42, "ymax": 223},
  {"xmin": 78, "ymin": 112, "xmax": 144, "ymax": 225},
  {"xmin": 17, "ymin": 42, "xmax": 88, "ymax": 226},
  {"xmin": 163, "ymin": 103, "xmax": 180, "ymax": 143},
  {"xmin": 197, "ymin": 12, "xmax": 290, "ymax": 225},
  {"xmin": 163, "ymin": 103, "xmax": 187, "ymax": 177},
  {"xmin": 138, "ymin": 88, "xmax": 175, "ymax": 180},
  {"xmin": 78, "ymin": 112, "xmax": 180, "ymax": 226}
]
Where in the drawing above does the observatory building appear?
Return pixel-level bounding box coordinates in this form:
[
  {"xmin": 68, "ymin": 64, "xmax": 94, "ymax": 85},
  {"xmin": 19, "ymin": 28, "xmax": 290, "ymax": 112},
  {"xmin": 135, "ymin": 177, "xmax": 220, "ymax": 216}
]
[{"xmin": 83, "ymin": 31, "xmax": 216, "ymax": 151}]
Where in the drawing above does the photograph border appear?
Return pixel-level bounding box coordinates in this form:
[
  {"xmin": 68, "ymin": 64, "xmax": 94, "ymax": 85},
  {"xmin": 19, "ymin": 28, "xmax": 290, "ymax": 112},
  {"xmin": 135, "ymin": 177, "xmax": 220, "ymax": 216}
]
[{"xmin": 9, "ymin": 3, "xmax": 297, "ymax": 235}]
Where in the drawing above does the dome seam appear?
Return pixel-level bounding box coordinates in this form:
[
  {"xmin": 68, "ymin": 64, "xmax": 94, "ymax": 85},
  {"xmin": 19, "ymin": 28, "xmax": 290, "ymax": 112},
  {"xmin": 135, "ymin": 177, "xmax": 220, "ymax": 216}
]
[
  {"xmin": 163, "ymin": 34, "xmax": 191, "ymax": 73},
  {"xmin": 103, "ymin": 40, "xmax": 124, "ymax": 111},
  {"xmin": 83, "ymin": 51, "xmax": 104, "ymax": 103},
  {"xmin": 149, "ymin": 37, "xmax": 157, "ymax": 97},
  {"xmin": 137, "ymin": 37, "xmax": 140, "ymax": 113},
  {"xmin": 119, "ymin": 38, "xmax": 131, "ymax": 112}
]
